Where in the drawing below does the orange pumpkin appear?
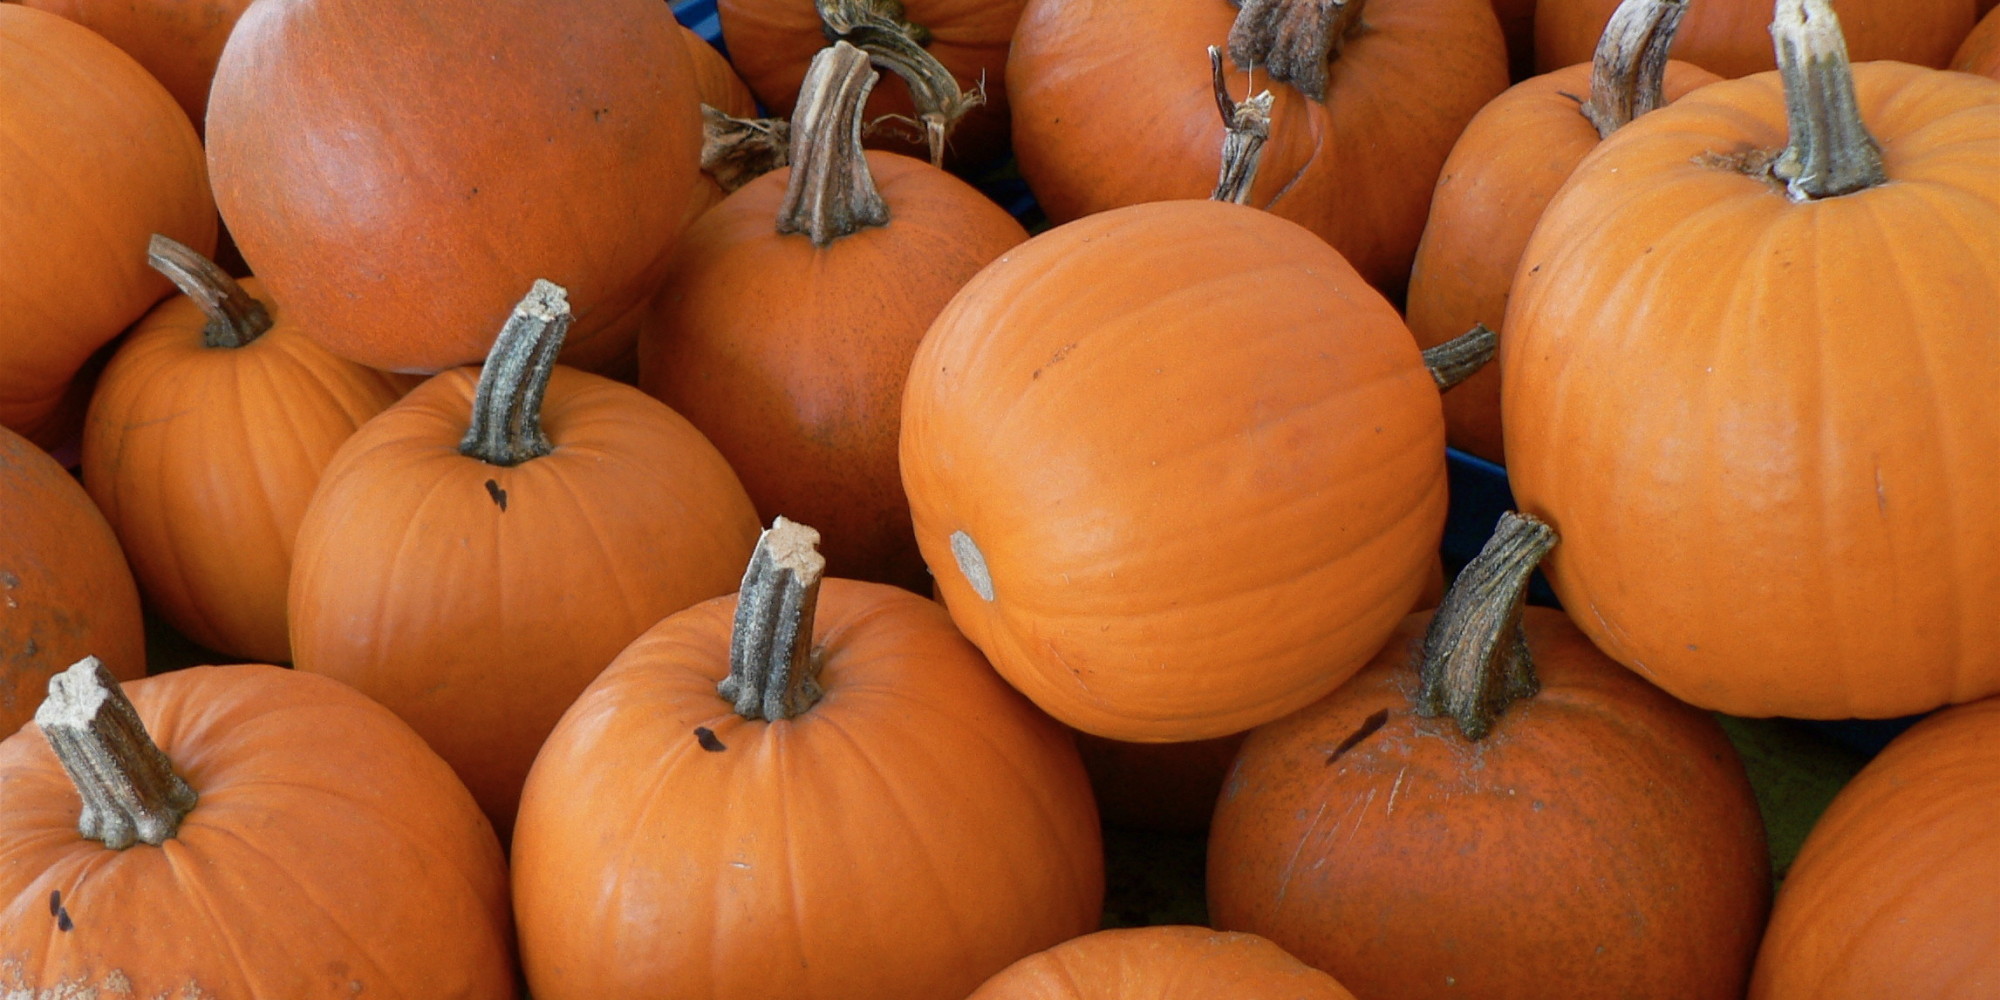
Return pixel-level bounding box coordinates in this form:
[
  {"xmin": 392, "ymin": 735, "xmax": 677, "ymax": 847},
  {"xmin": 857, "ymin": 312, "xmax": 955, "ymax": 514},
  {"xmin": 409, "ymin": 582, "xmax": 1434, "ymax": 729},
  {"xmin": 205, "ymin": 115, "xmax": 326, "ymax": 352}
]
[
  {"xmin": 966, "ymin": 926, "xmax": 1357, "ymax": 1000},
  {"xmin": 512, "ymin": 519, "xmax": 1104, "ymax": 999},
  {"xmin": 1500, "ymin": 0, "xmax": 2000, "ymax": 717},
  {"xmin": 289, "ymin": 282, "xmax": 760, "ymax": 837},
  {"xmin": 1536, "ymin": 0, "xmax": 1974, "ymax": 76},
  {"xmin": 17, "ymin": 0, "xmax": 252, "ymax": 132},
  {"xmin": 1954, "ymin": 6, "xmax": 2000, "ymax": 79},
  {"xmin": 0, "ymin": 4, "xmax": 216, "ymax": 449},
  {"xmin": 0, "ymin": 658, "xmax": 516, "ymax": 996}
]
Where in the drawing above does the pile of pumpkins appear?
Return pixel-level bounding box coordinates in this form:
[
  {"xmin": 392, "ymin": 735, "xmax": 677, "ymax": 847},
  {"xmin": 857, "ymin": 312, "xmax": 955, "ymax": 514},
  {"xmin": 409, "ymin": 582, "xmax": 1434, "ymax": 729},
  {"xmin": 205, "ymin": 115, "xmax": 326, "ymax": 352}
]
[{"xmin": 1, "ymin": 0, "xmax": 1994, "ymax": 996}]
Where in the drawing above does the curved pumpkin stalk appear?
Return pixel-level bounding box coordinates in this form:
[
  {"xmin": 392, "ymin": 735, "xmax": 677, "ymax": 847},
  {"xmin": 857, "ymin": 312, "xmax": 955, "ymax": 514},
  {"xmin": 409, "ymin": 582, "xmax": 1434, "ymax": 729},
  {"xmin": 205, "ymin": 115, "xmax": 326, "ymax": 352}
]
[
  {"xmin": 1416, "ymin": 511, "xmax": 1558, "ymax": 739},
  {"xmin": 1209, "ymin": 46, "xmax": 1274, "ymax": 204},
  {"xmin": 146, "ymin": 234, "xmax": 272, "ymax": 349},
  {"xmin": 816, "ymin": 0, "xmax": 981, "ymax": 165},
  {"xmin": 1579, "ymin": 0, "xmax": 1692, "ymax": 138}
]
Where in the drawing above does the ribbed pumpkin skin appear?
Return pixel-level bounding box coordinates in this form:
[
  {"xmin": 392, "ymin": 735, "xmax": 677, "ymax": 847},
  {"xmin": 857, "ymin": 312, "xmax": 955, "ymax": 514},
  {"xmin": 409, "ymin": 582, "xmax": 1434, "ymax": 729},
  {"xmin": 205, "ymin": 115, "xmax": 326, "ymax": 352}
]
[
  {"xmin": 0, "ymin": 5, "xmax": 216, "ymax": 449},
  {"xmin": 82, "ymin": 278, "xmax": 411, "ymax": 664},
  {"xmin": 1405, "ymin": 59, "xmax": 1719, "ymax": 464},
  {"xmin": 1209, "ymin": 607, "xmax": 1770, "ymax": 1000},
  {"xmin": 1749, "ymin": 696, "xmax": 2000, "ymax": 999},
  {"xmin": 288, "ymin": 367, "xmax": 760, "ymax": 835},
  {"xmin": 901, "ymin": 200, "xmax": 1447, "ymax": 742},
  {"xmin": 1008, "ymin": 0, "xmax": 1508, "ymax": 299},
  {"xmin": 1955, "ymin": 7, "xmax": 2000, "ymax": 79},
  {"xmin": 0, "ymin": 428, "xmax": 144, "ymax": 739},
  {"xmin": 1536, "ymin": 0, "xmax": 1974, "ymax": 76},
  {"xmin": 641, "ymin": 152, "xmax": 1027, "ymax": 592},
  {"xmin": 512, "ymin": 580, "xmax": 1104, "ymax": 1000},
  {"xmin": 966, "ymin": 926, "xmax": 1358, "ymax": 1000},
  {"xmin": 205, "ymin": 0, "xmax": 702, "ymax": 374},
  {"xmin": 0, "ymin": 665, "xmax": 516, "ymax": 998},
  {"xmin": 17, "ymin": 0, "xmax": 252, "ymax": 131},
  {"xmin": 1500, "ymin": 65, "xmax": 2000, "ymax": 718}
]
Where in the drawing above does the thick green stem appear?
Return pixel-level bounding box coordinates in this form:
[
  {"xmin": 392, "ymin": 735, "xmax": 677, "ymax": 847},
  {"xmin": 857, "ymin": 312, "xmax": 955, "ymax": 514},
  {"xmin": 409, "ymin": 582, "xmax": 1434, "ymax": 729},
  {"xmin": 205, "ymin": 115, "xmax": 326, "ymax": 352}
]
[
  {"xmin": 1415, "ymin": 512, "xmax": 1557, "ymax": 740},
  {"xmin": 817, "ymin": 0, "xmax": 981, "ymax": 165},
  {"xmin": 1227, "ymin": 0, "xmax": 1369, "ymax": 103},
  {"xmin": 718, "ymin": 518, "xmax": 828, "ymax": 721},
  {"xmin": 147, "ymin": 234, "xmax": 273, "ymax": 349},
  {"xmin": 1768, "ymin": 0, "xmax": 1886, "ymax": 200},
  {"xmin": 1209, "ymin": 46, "xmax": 1275, "ymax": 204},
  {"xmin": 1579, "ymin": 0, "xmax": 1690, "ymax": 138},
  {"xmin": 458, "ymin": 280, "xmax": 569, "ymax": 467},
  {"xmin": 1424, "ymin": 324, "xmax": 1498, "ymax": 392},
  {"xmin": 778, "ymin": 42, "xmax": 891, "ymax": 247},
  {"xmin": 36, "ymin": 657, "xmax": 197, "ymax": 849},
  {"xmin": 702, "ymin": 104, "xmax": 791, "ymax": 194}
]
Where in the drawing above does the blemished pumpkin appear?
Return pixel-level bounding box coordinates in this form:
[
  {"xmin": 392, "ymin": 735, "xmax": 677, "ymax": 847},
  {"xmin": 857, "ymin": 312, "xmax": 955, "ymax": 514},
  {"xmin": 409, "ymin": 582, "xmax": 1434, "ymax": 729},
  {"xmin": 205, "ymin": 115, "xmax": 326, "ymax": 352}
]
[
  {"xmin": 0, "ymin": 658, "xmax": 516, "ymax": 996},
  {"xmin": 1748, "ymin": 694, "xmax": 2000, "ymax": 999},
  {"xmin": 965, "ymin": 926, "xmax": 1357, "ymax": 1000},
  {"xmin": 642, "ymin": 43, "xmax": 1027, "ymax": 593},
  {"xmin": 1954, "ymin": 6, "xmax": 2000, "ymax": 79},
  {"xmin": 205, "ymin": 0, "xmax": 704, "ymax": 375},
  {"xmin": 1536, "ymin": 0, "xmax": 1974, "ymax": 76},
  {"xmin": 17, "ymin": 0, "xmax": 252, "ymax": 133},
  {"xmin": 1406, "ymin": 0, "xmax": 1719, "ymax": 463},
  {"xmin": 1499, "ymin": 0, "xmax": 2000, "ymax": 718},
  {"xmin": 1208, "ymin": 513, "xmax": 1771, "ymax": 999},
  {"xmin": 511, "ymin": 519, "xmax": 1104, "ymax": 1000},
  {"xmin": 289, "ymin": 282, "xmax": 760, "ymax": 838},
  {"xmin": 82, "ymin": 237, "xmax": 412, "ymax": 664},
  {"xmin": 0, "ymin": 4, "xmax": 216, "ymax": 450}
]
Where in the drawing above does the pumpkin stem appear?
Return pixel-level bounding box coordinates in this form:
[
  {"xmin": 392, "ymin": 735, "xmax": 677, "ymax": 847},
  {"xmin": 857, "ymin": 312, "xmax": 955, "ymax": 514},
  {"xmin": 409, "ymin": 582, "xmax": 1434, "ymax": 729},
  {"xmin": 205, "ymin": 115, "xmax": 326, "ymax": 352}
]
[
  {"xmin": 1415, "ymin": 512, "xmax": 1557, "ymax": 740},
  {"xmin": 1227, "ymin": 0, "xmax": 1369, "ymax": 103},
  {"xmin": 702, "ymin": 104, "xmax": 792, "ymax": 194},
  {"xmin": 719, "ymin": 518, "xmax": 828, "ymax": 722},
  {"xmin": 1768, "ymin": 0, "xmax": 1886, "ymax": 200},
  {"xmin": 458, "ymin": 280, "xmax": 569, "ymax": 467},
  {"xmin": 817, "ymin": 0, "xmax": 981, "ymax": 166},
  {"xmin": 1423, "ymin": 323, "xmax": 1498, "ymax": 392},
  {"xmin": 36, "ymin": 657, "xmax": 197, "ymax": 850},
  {"xmin": 1209, "ymin": 46, "xmax": 1276, "ymax": 204},
  {"xmin": 778, "ymin": 42, "xmax": 892, "ymax": 247},
  {"xmin": 1578, "ymin": 0, "xmax": 1691, "ymax": 139},
  {"xmin": 146, "ymin": 234, "xmax": 273, "ymax": 350}
]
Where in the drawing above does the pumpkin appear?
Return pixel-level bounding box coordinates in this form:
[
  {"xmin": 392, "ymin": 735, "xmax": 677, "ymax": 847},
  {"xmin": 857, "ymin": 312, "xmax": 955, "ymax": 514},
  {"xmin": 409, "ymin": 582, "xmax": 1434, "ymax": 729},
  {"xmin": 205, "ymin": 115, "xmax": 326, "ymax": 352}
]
[
  {"xmin": 289, "ymin": 281, "xmax": 760, "ymax": 837},
  {"xmin": 82, "ymin": 237, "xmax": 411, "ymax": 664},
  {"xmin": 205, "ymin": 0, "xmax": 704, "ymax": 375},
  {"xmin": 511, "ymin": 518, "xmax": 1104, "ymax": 999},
  {"xmin": 0, "ymin": 658, "xmax": 516, "ymax": 996},
  {"xmin": 17, "ymin": 0, "xmax": 252, "ymax": 133},
  {"xmin": 1208, "ymin": 512, "xmax": 1771, "ymax": 999},
  {"xmin": 1406, "ymin": 0, "xmax": 1719, "ymax": 463},
  {"xmin": 1536, "ymin": 0, "xmax": 1974, "ymax": 76},
  {"xmin": 642, "ymin": 43, "xmax": 1027, "ymax": 593},
  {"xmin": 1954, "ymin": 6, "xmax": 2000, "ymax": 79},
  {"xmin": 1008, "ymin": 0, "xmax": 1509, "ymax": 300},
  {"xmin": 966, "ymin": 926, "xmax": 1358, "ymax": 1000},
  {"xmin": 0, "ymin": 428, "xmax": 144, "ymax": 740},
  {"xmin": 1748, "ymin": 694, "xmax": 2000, "ymax": 998},
  {"xmin": 1499, "ymin": 0, "xmax": 2000, "ymax": 717},
  {"xmin": 0, "ymin": 4, "xmax": 216, "ymax": 450}
]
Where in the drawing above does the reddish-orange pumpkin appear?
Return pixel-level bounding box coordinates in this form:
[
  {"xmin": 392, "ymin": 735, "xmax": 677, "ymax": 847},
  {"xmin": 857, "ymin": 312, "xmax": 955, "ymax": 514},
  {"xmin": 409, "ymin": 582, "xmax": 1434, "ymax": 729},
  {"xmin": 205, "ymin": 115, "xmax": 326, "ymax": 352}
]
[
  {"xmin": 1536, "ymin": 0, "xmax": 1974, "ymax": 76},
  {"xmin": 1749, "ymin": 695, "xmax": 2000, "ymax": 998},
  {"xmin": 966, "ymin": 926, "xmax": 1358, "ymax": 1000},
  {"xmin": 1954, "ymin": 6, "xmax": 2000, "ymax": 79},
  {"xmin": 18, "ymin": 0, "xmax": 253, "ymax": 132},
  {"xmin": 0, "ymin": 5, "xmax": 216, "ymax": 450},
  {"xmin": 205, "ymin": 0, "xmax": 703, "ymax": 374}
]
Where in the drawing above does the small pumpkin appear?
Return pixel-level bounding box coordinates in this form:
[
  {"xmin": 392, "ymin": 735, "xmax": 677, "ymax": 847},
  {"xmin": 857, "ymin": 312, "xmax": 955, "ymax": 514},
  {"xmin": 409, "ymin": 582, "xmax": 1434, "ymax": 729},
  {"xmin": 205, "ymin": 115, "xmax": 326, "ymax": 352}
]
[
  {"xmin": 1536, "ymin": 0, "xmax": 1974, "ymax": 76},
  {"xmin": 17, "ymin": 0, "xmax": 253, "ymax": 132},
  {"xmin": 966, "ymin": 926, "xmax": 1358, "ymax": 1000}
]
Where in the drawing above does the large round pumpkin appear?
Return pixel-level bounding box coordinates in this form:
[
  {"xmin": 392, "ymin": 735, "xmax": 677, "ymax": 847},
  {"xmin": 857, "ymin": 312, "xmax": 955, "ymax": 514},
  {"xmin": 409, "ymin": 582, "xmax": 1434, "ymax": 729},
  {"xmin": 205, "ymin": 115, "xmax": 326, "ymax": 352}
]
[
  {"xmin": 18, "ymin": 0, "xmax": 253, "ymax": 132},
  {"xmin": 1536, "ymin": 0, "xmax": 1974, "ymax": 76},
  {"xmin": 966, "ymin": 926, "xmax": 1358, "ymax": 1000}
]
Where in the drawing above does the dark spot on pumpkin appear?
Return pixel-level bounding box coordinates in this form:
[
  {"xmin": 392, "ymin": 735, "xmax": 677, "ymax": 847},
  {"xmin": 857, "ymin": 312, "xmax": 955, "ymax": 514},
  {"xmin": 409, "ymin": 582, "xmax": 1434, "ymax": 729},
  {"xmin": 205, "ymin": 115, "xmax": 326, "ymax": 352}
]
[
  {"xmin": 484, "ymin": 479, "xmax": 508, "ymax": 512},
  {"xmin": 695, "ymin": 727, "xmax": 726, "ymax": 752},
  {"xmin": 48, "ymin": 889, "xmax": 60, "ymax": 915},
  {"xmin": 1326, "ymin": 709, "xmax": 1390, "ymax": 765},
  {"xmin": 56, "ymin": 907, "xmax": 73, "ymax": 932},
  {"xmin": 593, "ymin": 107, "xmax": 611, "ymax": 121},
  {"xmin": 0, "ymin": 570, "xmax": 17, "ymax": 588},
  {"xmin": 23, "ymin": 638, "xmax": 36, "ymax": 657}
]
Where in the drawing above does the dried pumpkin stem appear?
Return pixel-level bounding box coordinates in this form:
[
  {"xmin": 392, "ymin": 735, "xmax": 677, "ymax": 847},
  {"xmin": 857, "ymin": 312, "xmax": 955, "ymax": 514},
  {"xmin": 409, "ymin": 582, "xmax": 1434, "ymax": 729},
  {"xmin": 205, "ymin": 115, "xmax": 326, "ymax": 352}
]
[
  {"xmin": 146, "ymin": 234, "xmax": 273, "ymax": 349},
  {"xmin": 778, "ymin": 42, "xmax": 891, "ymax": 247},
  {"xmin": 1209, "ymin": 46, "xmax": 1276, "ymax": 204},
  {"xmin": 1415, "ymin": 512, "xmax": 1557, "ymax": 740},
  {"xmin": 1227, "ymin": 0, "xmax": 1369, "ymax": 103},
  {"xmin": 702, "ymin": 104, "xmax": 792, "ymax": 193},
  {"xmin": 36, "ymin": 657, "xmax": 197, "ymax": 849},
  {"xmin": 1768, "ymin": 0, "xmax": 1886, "ymax": 200},
  {"xmin": 1579, "ymin": 0, "xmax": 1690, "ymax": 138},
  {"xmin": 719, "ymin": 518, "xmax": 828, "ymax": 721},
  {"xmin": 1423, "ymin": 323, "xmax": 1498, "ymax": 392},
  {"xmin": 817, "ymin": 0, "xmax": 981, "ymax": 165},
  {"xmin": 458, "ymin": 280, "xmax": 569, "ymax": 467}
]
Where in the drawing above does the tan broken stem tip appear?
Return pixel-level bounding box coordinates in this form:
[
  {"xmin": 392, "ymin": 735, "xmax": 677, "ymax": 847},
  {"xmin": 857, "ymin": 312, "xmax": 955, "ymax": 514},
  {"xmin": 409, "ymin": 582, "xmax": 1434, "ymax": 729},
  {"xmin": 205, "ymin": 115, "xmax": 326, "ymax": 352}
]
[
  {"xmin": 36, "ymin": 657, "xmax": 197, "ymax": 849},
  {"xmin": 719, "ymin": 517, "xmax": 829, "ymax": 722},
  {"xmin": 459, "ymin": 280, "xmax": 570, "ymax": 467},
  {"xmin": 1424, "ymin": 324, "xmax": 1498, "ymax": 392},
  {"xmin": 1415, "ymin": 511, "xmax": 1557, "ymax": 740},
  {"xmin": 1209, "ymin": 46, "xmax": 1276, "ymax": 204}
]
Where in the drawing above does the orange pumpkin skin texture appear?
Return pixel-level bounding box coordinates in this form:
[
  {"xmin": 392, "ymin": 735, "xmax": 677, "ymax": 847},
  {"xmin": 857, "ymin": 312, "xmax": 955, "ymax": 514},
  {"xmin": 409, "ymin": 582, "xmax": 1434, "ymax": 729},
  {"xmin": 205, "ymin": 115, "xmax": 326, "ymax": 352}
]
[
  {"xmin": 1955, "ymin": 7, "xmax": 2000, "ymax": 79},
  {"xmin": 82, "ymin": 277, "xmax": 410, "ymax": 664},
  {"xmin": 0, "ymin": 5, "xmax": 216, "ymax": 449},
  {"xmin": 1406, "ymin": 58, "xmax": 1719, "ymax": 464},
  {"xmin": 204, "ymin": 0, "xmax": 702, "ymax": 375},
  {"xmin": 965, "ymin": 926, "xmax": 1358, "ymax": 1000},
  {"xmin": 901, "ymin": 200, "xmax": 1447, "ymax": 742},
  {"xmin": 1536, "ymin": 0, "xmax": 1975, "ymax": 76},
  {"xmin": 511, "ymin": 579, "xmax": 1104, "ymax": 1000},
  {"xmin": 1007, "ymin": 0, "xmax": 1509, "ymax": 299},
  {"xmin": 0, "ymin": 429, "xmax": 144, "ymax": 739},
  {"xmin": 1208, "ymin": 606, "xmax": 1771, "ymax": 1000},
  {"xmin": 1499, "ymin": 66, "xmax": 2000, "ymax": 718},
  {"xmin": 17, "ymin": 0, "xmax": 252, "ymax": 132},
  {"xmin": 0, "ymin": 664, "xmax": 516, "ymax": 997},
  {"xmin": 1749, "ymin": 696, "xmax": 2000, "ymax": 999},
  {"xmin": 288, "ymin": 366, "xmax": 760, "ymax": 836}
]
